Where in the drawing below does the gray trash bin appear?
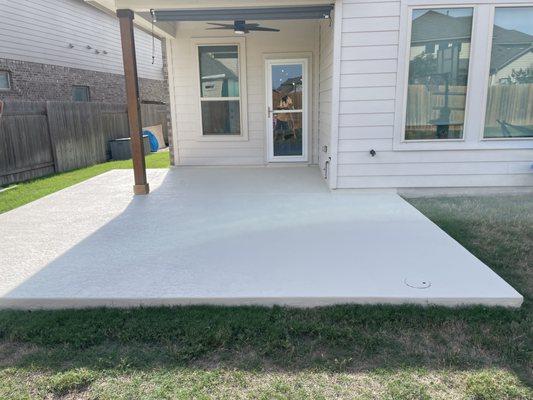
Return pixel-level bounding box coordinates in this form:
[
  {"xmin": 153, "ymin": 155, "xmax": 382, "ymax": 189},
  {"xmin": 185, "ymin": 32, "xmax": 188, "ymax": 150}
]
[{"xmin": 109, "ymin": 135, "xmax": 150, "ymax": 160}]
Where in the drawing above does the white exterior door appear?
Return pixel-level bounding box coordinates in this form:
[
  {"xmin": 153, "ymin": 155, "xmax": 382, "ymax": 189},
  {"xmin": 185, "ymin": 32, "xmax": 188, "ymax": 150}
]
[{"xmin": 266, "ymin": 59, "xmax": 309, "ymax": 162}]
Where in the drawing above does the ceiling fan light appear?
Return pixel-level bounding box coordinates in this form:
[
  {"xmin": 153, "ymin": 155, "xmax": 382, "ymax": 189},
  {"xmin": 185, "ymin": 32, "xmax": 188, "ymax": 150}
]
[{"xmin": 234, "ymin": 20, "xmax": 246, "ymax": 34}]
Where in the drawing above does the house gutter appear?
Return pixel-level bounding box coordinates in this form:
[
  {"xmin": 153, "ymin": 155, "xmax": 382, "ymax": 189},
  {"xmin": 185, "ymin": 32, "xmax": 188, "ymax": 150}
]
[{"xmin": 84, "ymin": 0, "xmax": 176, "ymax": 39}]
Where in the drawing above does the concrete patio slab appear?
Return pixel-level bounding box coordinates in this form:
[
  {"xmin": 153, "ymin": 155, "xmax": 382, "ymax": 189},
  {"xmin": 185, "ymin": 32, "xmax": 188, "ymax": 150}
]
[{"xmin": 0, "ymin": 167, "xmax": 523, "ymax": 309}]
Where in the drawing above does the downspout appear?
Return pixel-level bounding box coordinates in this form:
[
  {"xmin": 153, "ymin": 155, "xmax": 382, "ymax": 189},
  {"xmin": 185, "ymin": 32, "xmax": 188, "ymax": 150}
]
[{"xmin": 329, "ymin": 0, "xmax": 343, "ymax": 189}]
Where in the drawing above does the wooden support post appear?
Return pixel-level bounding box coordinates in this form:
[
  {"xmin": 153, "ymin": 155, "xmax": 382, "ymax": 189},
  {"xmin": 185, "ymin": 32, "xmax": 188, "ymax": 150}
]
[{"xmin": 117, "ymin": 9, "xmax": 149, "ymax": 195}]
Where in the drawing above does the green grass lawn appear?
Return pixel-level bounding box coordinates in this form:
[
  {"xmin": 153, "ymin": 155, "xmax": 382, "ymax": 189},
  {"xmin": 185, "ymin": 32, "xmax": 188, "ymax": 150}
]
[
  {"xmin": 0, "ymin": 151, "xmax": 170, "ymax": 214},
  {"xmin": 0, "ymin": 166, "xmax": 532, "ymax": 398}
]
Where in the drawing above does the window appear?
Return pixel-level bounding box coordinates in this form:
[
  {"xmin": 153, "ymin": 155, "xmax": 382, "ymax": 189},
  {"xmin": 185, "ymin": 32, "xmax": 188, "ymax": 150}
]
[
  {"xmin": 404, "ymin": 8, "xmax": 473, "ymax": 140},
  {"xmin": 483, "ymin": 7, "xmax": 533, "ymax": 138},
  {"xmin": 198, "ymin": 45, "xmax": 241, "ymax": 135},
  {"xmin": 396, "ymin": 1, "xmax": 533, "ymax": 149},
  {"xmin": 72, "ymin": 85, "xmax": 90, "ymax": 102},
  {"xmin": 0, "ymin": 71, "xmax": 11, "ymax": 90}
]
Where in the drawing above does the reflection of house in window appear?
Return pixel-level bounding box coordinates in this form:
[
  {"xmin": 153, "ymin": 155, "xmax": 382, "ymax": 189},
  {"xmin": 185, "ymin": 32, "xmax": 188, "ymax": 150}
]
[
  {"xmin": 199, "ymin": 47, "xmax": 239, "ymax": 97},
  {"xmin": 484, "ymin": 7, "xmax": 533, "ymax": 138},
  {"xmin": 489, "ymin": 26, "xmax": 533, "ymax": 85},
  {"xmin": 409, "ymin": 10, "xmax": 472, "ymax": 85},
  {"xmin": 197, "ymin": 45, "xmax": 241, "ymax": 135},
  {"xmin": 275, "ymin": 77, "xmax": 302, "ymax": 95},
  {"xmin": 274, "ymin": 77, "xmax": 303, "ymax": 109},
  {"xmin": 405, "ymin": 9, "xmax": 473, "ymax": 140}
]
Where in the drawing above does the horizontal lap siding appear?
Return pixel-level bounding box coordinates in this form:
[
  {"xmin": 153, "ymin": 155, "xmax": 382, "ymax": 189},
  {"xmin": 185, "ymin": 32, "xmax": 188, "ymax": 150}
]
[
  {"xmin": 171, "ymin": 21, "xmax": 319, "ymax": 166},
  {"xmin": 337, "ymin": 0, "xmax": 533, "ymax": 188},
  {"xmin": 0, "ymin": 0, "xmax": 163, "ymax": 80}
]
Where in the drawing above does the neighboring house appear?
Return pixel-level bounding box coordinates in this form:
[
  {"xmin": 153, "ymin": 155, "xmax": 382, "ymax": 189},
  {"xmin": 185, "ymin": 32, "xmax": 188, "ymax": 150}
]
[
  {"xmin": 489, "ymin": 25, "xmax": 533, "ymax": 84},
  {"xmin": 83, "ymin": 1, "xmax": 533, "ymax": 189},
  {"xmin": 0, "ymin": 0, "xmax": 169, "ymax": 104}
]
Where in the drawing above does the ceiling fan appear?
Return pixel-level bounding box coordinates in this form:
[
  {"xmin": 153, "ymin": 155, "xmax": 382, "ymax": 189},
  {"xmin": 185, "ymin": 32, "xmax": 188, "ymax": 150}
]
[{"xmin": 206, "ymin": 20, "xmax": 280, "ymax": 34}]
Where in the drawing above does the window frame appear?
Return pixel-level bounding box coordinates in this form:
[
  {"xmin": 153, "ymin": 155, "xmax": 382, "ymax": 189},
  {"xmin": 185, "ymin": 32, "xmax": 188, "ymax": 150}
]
[
  {"xmin": 394, "ymin": 0, "xmax": 533, "ymax": 151},
  {"xmin": 72, "ymin": 85, "xmax": 90, "ymax": 102},
  {"xmin": 191, "ymin": 37, "xmax": 248, "ymax": 141},
  {"xmin": 0, "ymin": 70, "xmax": 11, "ymax": 91},
  {"xmin": 478, "ymin": 3, "xmax": 533, "ymax": 142}
]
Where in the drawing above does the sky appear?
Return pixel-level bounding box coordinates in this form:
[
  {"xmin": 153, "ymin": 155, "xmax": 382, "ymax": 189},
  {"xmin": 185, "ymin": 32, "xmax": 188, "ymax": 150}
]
[
  {"xmin": 413, "ymin": 7, "xmax": 533, "ymax": 36},
  {"xmin": 271, "ymin": 65, "xmax": 302, "ymax": 91},
  {"xmin": 494, "ymin": 7, "xmax": 533, "ymax": 36},
  {"xmin": 412, "ymin": 8, "xmax": 472, "ymax": 19}
]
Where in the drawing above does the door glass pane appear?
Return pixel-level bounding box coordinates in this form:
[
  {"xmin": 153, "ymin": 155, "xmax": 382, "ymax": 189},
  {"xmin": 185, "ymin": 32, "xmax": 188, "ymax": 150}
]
[
  {"xmin": 484, "ymin": 7, "xmax": 533, "ymax": 138},
  {"xmin": 199, "ymin": 45, "xmax": 239, "ymax": 98},
  {"xmin": 272, "ymin": 64, "xmax": 303, "ymax": 111},
  {"xmin": 273, "ymin": 112, "xmax": 302, "ymax": 156},
  {"xmin": 405, "ymin": 8, "xmax": 473, "ymax": 140},
  {"xmin": 201, "ymin": 101, "xmax": 240, "ymax": 135}
]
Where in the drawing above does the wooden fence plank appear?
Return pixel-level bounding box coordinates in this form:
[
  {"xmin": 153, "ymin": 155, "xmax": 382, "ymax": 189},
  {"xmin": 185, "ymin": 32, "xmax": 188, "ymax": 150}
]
[
  {"xmin": 0, "ymin": 101, "xmax": 54, "ymax": 185},
  {"xmin": 0, "ymin": 101, "xmax": 168, "ymax": 185}
]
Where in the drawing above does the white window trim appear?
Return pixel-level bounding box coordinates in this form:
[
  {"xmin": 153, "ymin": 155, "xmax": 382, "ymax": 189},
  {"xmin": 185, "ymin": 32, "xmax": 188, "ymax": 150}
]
[
  {"xmin": 264, "ymin": 57, "xmax": 310, "ymax": 163},
  {"xmin": 393, "ymin": 0, "xmax": 533, "ymax": 151},
  {"xmin": 191, "ymin": 37, "xmax": 249, "ymax": 142},
  {"xmin": 477, "ymin": 3, "xmax": 533, "ymax": 142}
]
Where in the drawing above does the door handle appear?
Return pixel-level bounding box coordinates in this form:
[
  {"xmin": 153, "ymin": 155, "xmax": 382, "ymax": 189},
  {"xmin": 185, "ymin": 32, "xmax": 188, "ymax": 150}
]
[{"xmin": 267, "ymin": 106, "xmax": 272, "ymax": 118}]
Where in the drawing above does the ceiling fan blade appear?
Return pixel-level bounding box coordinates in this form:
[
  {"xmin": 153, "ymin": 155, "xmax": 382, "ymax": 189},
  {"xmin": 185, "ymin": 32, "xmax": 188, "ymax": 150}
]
[
  {"xmin": 206, "ymin": 23, "xmax": 234, "ymax": 28},
  {"xmin": 247, "ymin": 26, "xmax": 280, "ymax": 32},
  {"xmin": 206, "ymin": 27, "xmax": 234, "ymax": 30}
]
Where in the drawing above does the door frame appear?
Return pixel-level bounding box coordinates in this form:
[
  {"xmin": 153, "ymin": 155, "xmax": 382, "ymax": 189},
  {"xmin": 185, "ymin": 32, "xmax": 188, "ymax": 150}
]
[{"xmin": 265, "ymin": 57, "xmax": 309, "ymax": 162}]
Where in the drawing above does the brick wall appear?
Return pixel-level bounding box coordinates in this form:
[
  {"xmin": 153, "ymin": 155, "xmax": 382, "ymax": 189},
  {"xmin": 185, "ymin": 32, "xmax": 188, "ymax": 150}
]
[{"xmin": 0, "ymin": 58, "xmax": 168, "ymax": 104}]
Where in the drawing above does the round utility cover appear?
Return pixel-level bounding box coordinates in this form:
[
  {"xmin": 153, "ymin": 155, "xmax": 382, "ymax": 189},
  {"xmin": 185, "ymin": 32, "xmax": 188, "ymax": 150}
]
[{"xmin": 404, "ymin": 278, "xmax": 431, "ymax": 289}]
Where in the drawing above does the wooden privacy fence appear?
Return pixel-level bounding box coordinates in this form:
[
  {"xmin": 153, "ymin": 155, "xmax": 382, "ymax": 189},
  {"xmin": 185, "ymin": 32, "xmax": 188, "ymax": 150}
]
[
  {"xmin": 484, "ymin": 84, "xmax": 533, "ymax": 129},
  {"xmin": 0, "ymin": 101, "xmax": 168, "ymax": 186},
  {"xmin": 406, "ymin": 85, "xmax": 467, "ymax": 128},
  {"xmin": 406, "ymin": 84, "xmax": 533, "ymax": 128}
]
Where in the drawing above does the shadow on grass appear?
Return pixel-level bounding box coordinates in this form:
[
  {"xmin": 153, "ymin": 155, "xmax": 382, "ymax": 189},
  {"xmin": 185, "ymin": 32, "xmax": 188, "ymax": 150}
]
[
  {"xmin": 1, "ymin": 183, "xmax": 531, "ymax": 394},
  {"xmin": 0, "ymin": 303, "xmax": 531, "ymax": 387}
]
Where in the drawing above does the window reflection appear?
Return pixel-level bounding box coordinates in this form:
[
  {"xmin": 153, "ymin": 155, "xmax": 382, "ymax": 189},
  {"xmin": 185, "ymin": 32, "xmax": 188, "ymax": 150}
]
[
  {"xmin": 273, "ymin": 112, "xmax": 303, "ymax": 156},
  {"xmin": 272, "ymin": 64, "xmax": 303, "ymax": 111},
  {"xmin": 405, "ymin": 8, "xmax": 473, "ymax": 140},
  {"xmin": 199, "ymin": 46, "xmax": 239, "ymax": 98},
  {"xmin": 271, "ymin": 64, "xmax": 304, "ymax": 156},
  {"xmin": 201, "ymin": 101, "xmax": 241, "ymax": 135},
  {"xmin": 198, "ymin": 45, "xmax": 241, "ymax": 135},
  {"xmin": 484, "ymin": 7, "xmax": 533, "ymax": 138}
]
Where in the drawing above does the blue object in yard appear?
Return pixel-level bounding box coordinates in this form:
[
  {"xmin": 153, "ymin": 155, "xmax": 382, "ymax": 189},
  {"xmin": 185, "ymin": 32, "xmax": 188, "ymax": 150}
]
[{"xmin": 142, "ymin": 130, "xmax": 159, "ymax": 152}]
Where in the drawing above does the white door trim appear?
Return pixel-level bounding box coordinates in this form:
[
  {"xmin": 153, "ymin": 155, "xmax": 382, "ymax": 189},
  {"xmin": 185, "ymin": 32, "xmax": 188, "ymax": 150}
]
[{"xmin": 265, "ymin": 58, "xmax": 309, "ymax": 162}]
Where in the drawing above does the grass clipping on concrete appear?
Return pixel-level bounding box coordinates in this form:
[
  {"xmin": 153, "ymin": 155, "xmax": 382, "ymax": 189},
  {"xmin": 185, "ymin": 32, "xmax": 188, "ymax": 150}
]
[{"xmin": 0, "ymin": 175, "xmax": 532, "ymax": 398}]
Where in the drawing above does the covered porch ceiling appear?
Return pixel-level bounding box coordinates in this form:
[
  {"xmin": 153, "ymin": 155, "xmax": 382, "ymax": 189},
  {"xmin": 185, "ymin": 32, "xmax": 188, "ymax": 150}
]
[
  {"xmin": 87, "ymin": 0, "xmax": 334, "ymax": 37},
  {"xmin": 87, "ymin": 0, "xmax": 335, "ymax": 195},
  {"xmin": 114, "ymin": 0, "xmax": 333, "ymax": 12},
  {"xmin": 151, "ymin": 5, "xmax": 333, "ymax": 22}
]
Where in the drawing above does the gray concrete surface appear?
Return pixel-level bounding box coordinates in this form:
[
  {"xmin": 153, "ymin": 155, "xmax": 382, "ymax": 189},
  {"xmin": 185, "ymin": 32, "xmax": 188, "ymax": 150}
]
[{"xmin": 0, "ymin": 167, "xmax": 523, "ymax": 308}]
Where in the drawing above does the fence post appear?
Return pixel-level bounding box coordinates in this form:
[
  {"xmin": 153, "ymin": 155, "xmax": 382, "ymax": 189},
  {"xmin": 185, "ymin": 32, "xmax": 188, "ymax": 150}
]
[{"xmin": 45, "ymin": 101, "xmax": 59, "ymax": 173}]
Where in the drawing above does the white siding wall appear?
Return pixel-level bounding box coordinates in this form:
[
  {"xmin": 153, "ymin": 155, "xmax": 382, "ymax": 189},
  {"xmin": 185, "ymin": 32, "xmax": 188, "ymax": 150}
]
[
  {"xmin": 493, "ymin": 51, "xmax": 533, "ymax": 83},
  {"xmin": 337, "ymin": 0, "xmax": 533, "ymax": 188},
  {"xmin": 170, "ymin": 20, "xmax": 319, "ymax": 166},
  {"xmin": 318, "ymin": 19, "xmax": 334, "ymax": 177},
  {"xmin": 0, "ymin": 0, "xmax": 163, "ymax": 80}
]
